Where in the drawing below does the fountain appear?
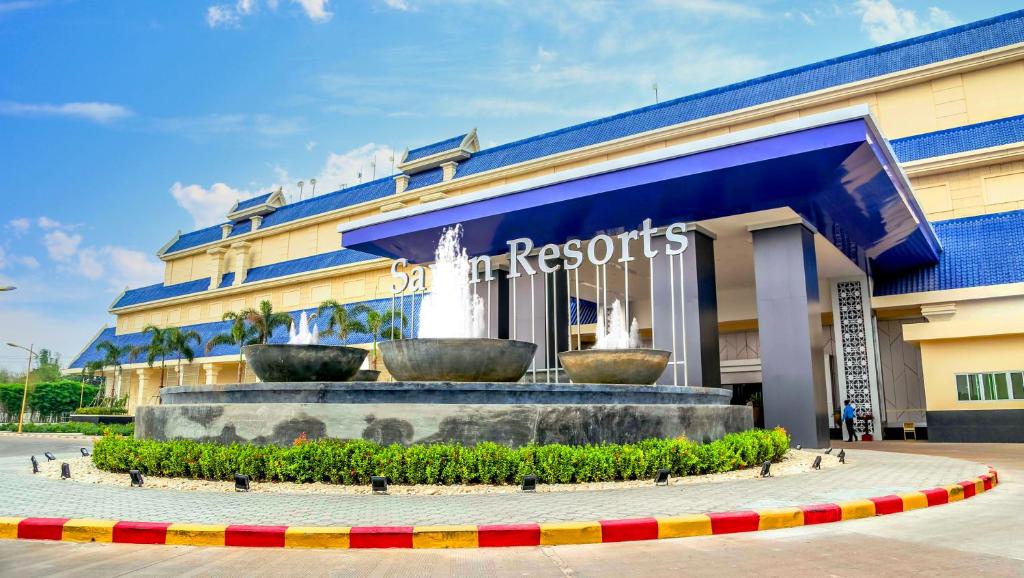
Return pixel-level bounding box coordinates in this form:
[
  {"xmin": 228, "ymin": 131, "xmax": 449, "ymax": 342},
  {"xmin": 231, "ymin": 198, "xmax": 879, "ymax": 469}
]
[
  {"xmin": 380, "ymin": 226, "xmax": 537, "ymax": 382},
  {"xmin": 559, "ymin": 300, "xmax": 671, "ymax": 385},
  {"xmin": 243, "ymin": 311, "xmax": 367, "ymax": 382}
]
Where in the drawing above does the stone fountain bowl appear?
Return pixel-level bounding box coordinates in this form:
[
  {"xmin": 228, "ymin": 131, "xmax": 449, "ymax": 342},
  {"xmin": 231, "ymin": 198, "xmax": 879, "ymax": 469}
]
[
  {"xmin": 348, "ymin": 369, "xmax": 381, "ymax": 382},
  {"xmin": 558, "ymin": 348, "xmax": 671, "ymax": 385},
  {"xmin": 243, "ymin": 344, "xmax": 368, "ymax": 382},
  {"xmin": 379, "ymin": 338, "xmax": 537, "ymax": 382}
]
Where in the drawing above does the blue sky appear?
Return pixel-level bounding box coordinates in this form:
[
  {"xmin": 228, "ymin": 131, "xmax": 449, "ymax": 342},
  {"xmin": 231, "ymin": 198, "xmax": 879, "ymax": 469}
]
[{"xmin": 0, "ymin": 0, "xmax": 1020, "ymax": 370}]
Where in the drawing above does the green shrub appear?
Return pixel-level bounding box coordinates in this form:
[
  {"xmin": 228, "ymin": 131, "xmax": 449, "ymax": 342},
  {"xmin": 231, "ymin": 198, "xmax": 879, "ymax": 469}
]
[
  {"xmin": 92, "ymin": 427, "xmax": 790, "ymax": 486},
  {"xmin": 0, "ymin": 421, "xmax": 133, "ymax": 436},
  {"xmin": 73, "ymin": 406, "xmax": 128, "ymax": 415}
]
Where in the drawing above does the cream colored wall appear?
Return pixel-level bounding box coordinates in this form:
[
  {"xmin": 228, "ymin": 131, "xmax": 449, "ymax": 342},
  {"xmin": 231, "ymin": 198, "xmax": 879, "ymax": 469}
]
[
  {"xmin": 903, "ymin": 296, "xmax": 1024, "ymax": 342},
  {"xmin": 918, "ymin": 335, "xmax": 1024, "ymax": 411},
  {"xmin": 910, "ymin": 159, "xmax": 1024, "ymax": 220}
]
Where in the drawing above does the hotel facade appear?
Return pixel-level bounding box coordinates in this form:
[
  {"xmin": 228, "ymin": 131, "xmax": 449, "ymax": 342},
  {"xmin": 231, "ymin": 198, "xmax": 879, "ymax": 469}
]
[{"xmin": 71, "ymin": 11, "xmax": 1024, "ymax": 444}]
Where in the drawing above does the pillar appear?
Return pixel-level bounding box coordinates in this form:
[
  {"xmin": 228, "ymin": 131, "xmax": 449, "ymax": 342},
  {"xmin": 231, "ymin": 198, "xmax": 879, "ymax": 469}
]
[
  {"xmin": 230, "ymin": 241, "xmax": 252, "ymax": 286},
  {"xmin": 751, "ymin": 222, "xmax": 829, "ymax": 448},
  {"xmin": 134, "ymin": 368, "xmax": 149, "ymax": 414},
  {"xmin": 651, "ymin": 227, "xmax": 720, "ymax": 387},
  {"xmin": 203, "ymin": 363, "xmax": 220, "ymax": 385},
  {"xmin": 207, "ymin": 247, "xmax": 227, "ymax": 290}
]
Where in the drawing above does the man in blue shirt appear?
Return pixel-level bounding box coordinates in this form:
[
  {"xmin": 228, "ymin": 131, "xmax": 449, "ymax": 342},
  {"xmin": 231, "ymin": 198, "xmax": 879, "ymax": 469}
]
[{"xmin": 842, "ymin": 400, "xmax": 858, "ymax": 442}]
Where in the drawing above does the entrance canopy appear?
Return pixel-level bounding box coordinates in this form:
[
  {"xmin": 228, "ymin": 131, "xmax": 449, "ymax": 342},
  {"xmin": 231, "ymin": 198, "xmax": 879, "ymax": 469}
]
[{"xmin": 340, "ymin": 107, "xmax": 939, "ymax": 275}]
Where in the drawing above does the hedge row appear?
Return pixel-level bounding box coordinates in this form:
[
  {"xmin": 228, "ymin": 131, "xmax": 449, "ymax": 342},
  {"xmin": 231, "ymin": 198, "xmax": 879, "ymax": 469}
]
[
  {"xmin": 0, "ymin": 381, "xmax": 100, "ymax": 418},
  {"xmin": 0, "ymin": 421, "xmax": 134, "ymax": 436},
  {"xmin": 92, "ymin": 428, "xmax": 789, "ymax": 485},
  {"xmin": 73, "ymin": 406, "xmax": 128, "ymax": 415}
]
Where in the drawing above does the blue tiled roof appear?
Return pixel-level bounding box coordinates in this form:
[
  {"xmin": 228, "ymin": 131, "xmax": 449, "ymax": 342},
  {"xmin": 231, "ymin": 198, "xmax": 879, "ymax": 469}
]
[
  {"xmin": 891, "ymin": 114, "xmax": 1024, "ymax": 162},
  {"xmin": 233, "ymin": 193, "xmax": 273, "ymax": 213},
  {"xmin": 243, "ymin": 248, "xmax": 381, "ymax": 283},
  {"xmin": 405, "ymin": 134, "xmax": 468, "ymax": 163},
  {"xmin": 874, "ymin": 210, "xmax": 1024, "ymax": 296},
  {"xmin": 112, "ymin": 249, "xmax": 378, "ymax": 309},
  {"xmin": 72, "ymin": 295, "xmax": 424, "ymax": 369},
  {"xmin": 161, "ymin": 10, "xmax": 1024, "ymax": 252}
]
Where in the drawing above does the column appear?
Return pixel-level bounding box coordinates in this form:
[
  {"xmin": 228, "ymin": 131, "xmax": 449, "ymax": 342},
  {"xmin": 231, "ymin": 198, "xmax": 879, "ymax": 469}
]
[
  {"xmin": 203, "ymin": 363, "xmax": 220, "ymax": 385},
  {"xmin": 651, "ymin": 227, "xmax": 720, "ymax": 387},
  {"xmin": 207, "ymin": 247, "xmax": 227, "ymax": 290},
  {"xmin": 830, "ymin": 277, "xmax": 883, "ymax": 439},
  {"xmin": 752, "ymin": 222, "xmax": 829, "ymax": 448},
  {"xmin": 230, "ymin": 241, "xmax": 252, "ymax": 286},
  {"xmin": 134, "ymin": 368, "xmax": 149, "ymax": 414}
]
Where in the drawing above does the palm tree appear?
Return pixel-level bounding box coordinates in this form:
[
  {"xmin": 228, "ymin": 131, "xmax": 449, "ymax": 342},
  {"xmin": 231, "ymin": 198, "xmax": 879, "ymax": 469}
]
[
  {"xmin": 205, "ymin": 311, "xmax": 260, "ymax": 382},
  {"xmin": 131, "ymin": 325, "xmax": 172, "ymax": 389},
  {"xmin": 351, "ymin": 305, "xmax": 407, "ymax": 369},
  {"xmin": 83, "ymin": 360, "xmax": 104, "ymax": 407},
  {"xmin": 165, "ymin": 327, "xmax": 202, "ymax": 386},
  {"xmin": 95, "ymin": 340, "xmax": 130, "ymax": 399},
  {"xmin": 314, "ymin": 300, "xmax": 367, "ymax": 345},
  {"xmin": 241, "ymin": 300, "xmax": 292, "ymax": 344}
]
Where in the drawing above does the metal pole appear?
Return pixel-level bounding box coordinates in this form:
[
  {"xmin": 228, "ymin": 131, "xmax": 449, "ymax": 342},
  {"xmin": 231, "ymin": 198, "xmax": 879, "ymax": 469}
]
[
  {"xmin": 649, "ymin": 256, "xmax": 655, "ymax": 352},
  {"xmin": 624, "ymin": 260, "xmax": 630, "ymax": 329},
  {"xmin": 17, "ymin": 344, "xmax": 33, "ymax": 434},
  {"xmin": 574, "ymin": 269, "xmax": 581, "ymax": 350},
  {"xmin": 530, "ymin": 273, "xmax": 536, "ymax": 382},
  {"xmin": 565, "ymin": 269, "xmax": 572, "ymax": 352},
  {"xmin": 679, "ymin": 252, "xmax": 687, "ymax": 387},
  {"xmin": 669, "ymin": 256, "xmax": 678, "ymax": 386}
]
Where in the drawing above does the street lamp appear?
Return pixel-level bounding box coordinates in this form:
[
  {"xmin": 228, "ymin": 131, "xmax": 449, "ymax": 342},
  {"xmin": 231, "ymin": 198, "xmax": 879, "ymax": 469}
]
[
  {"xmin": 7, "ymin": 342, "xmax": 37, "ymax": 434},
  {"xmin": 0, "ymin": 286, "xmax": 15, "ymax": 291}
]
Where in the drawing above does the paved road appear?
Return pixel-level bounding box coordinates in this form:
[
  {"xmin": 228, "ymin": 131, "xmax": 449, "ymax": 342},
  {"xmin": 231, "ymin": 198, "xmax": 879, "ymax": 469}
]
[
  {"xmin": 0, "ymin": 447, "xmax": 988, "ymax": 526},
  {"xmin": 0, "ymin": 442, "xmax": 1020, "ymax": 577},
  {"xmin": 0, "ymin": 434, "xmax": 93, "ymax": 459}
]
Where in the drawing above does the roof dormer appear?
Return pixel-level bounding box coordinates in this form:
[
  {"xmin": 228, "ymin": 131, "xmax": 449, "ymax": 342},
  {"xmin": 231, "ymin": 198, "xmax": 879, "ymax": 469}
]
[
  {"xmin": 226, "ymin": 189, "xmax": 287, "ymax": 222},
  {"xmin": 397, "ymin": 129, "xmax": 479, "ymax": 176}
]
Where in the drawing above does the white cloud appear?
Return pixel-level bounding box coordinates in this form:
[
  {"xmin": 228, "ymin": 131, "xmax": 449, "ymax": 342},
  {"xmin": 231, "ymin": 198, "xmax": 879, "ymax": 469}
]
[
  {"xmin": 293, "ymin": 0, "xmax": 331, "ymax": 21},
  {"xmin": 17, "ymin": 255, "xmax": 39, "ymax": 269},
  {"xmin": 305, "ymin": 140, "xmax": 317, "ymax": 151},
  {"xmin": 104, "ymin": 247, "xmax": 164, "ymax": 288},
  {"xmin": 7, "ymin": 218, "xmax": 30, "ymax": 235},
  {"xmin": 855, "ymin": 0, "xmax": 956, "ymax": 44},
  {"xmin": 170, "ymin": 182, "xmax": 256, "ymax": 228},
  {"xmin": 206, "ymin": 0, "xmax": 331, "ymax": 27},
  {"xmin": 650, "ymin": 0, "xmax": 765, "ymax": 19},
  {"xmin": 382, "ymin": 0, "xmax": 412, "ymax": 11},
  {"xmin": 153, "ymin": 113, "xmax": 303, "ymax": 140},
  {"xmin": 43, "ymin": 229, "xmax": 82, "ymax": 262},
  {"xmin": 0, "ymin": 101, "xmax": 133, "ymax": 123},
  {"xmin": 314, "ymin": 143, "xmax": 397, "ymax": 191},
  {"xmin": 36, "ymin": 216, "xmax": 62, "ymax": 230}
]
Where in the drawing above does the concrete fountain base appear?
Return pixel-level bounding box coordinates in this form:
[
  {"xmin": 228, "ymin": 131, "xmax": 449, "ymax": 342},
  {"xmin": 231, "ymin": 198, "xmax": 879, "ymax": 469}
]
[{"xmin": 139, "ymin": 382, "xmax": 752, "ymax": 447}]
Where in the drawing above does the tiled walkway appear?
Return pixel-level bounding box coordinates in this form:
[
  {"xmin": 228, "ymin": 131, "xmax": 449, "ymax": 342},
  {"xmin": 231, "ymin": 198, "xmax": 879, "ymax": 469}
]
[{"xmin": 0, "ymin": 448, "xmax": 988, "ymax": 526}]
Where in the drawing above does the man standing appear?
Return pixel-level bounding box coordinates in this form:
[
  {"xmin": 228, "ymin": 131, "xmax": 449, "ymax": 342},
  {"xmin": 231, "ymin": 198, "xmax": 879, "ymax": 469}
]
[{"xmin": 842, "ymin": 400, "xmax": 858, "ymax": 442}]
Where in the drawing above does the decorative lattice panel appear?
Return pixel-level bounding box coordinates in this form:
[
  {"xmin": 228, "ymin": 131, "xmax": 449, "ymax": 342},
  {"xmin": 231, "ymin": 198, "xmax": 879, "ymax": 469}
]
[{"xmin": 836, "ymin": 280, "xmax": 872, "ymax": 434}]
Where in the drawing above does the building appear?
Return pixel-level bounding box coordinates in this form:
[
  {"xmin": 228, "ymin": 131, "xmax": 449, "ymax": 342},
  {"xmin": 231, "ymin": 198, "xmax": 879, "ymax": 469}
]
[{"xmin": 71, "ymin": 10, "xmax": 1024, "ymax": 444}]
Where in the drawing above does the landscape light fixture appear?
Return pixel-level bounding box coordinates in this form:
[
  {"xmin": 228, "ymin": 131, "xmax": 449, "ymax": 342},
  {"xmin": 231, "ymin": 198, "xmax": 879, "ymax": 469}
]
[
  {"xmin": 30, "ymin": 456, "xmax": 38, "ymax": 474},
  {"xmin": 80, "ymin": 448, "xmax": 90, "ymax": 457},
  {"xmin": 812, "ymin": 456, "xmax": 822, "ymax": 470},
  {"xmin": 0, "ymin": 286, "xmax": 15, "ymax": 291},
  {"xmin": 234, "ymin": 473, "xmax": 251, "ymax": 492},
  {"xmin": 838, "ymin": 449, "xmax": 846, "ymax": 464},
  {"xmin": 759, "ymin": 461, "xmax": 772, "ymax": 478},
  {"xmin": 796, "ymin": 444, "xmax": 802, "ymax": 451},
  {"xmin": 60, "ymin": 463, "xmax": 71, "ymax": 479},
  {"xmin": 44, "ymin": 452, "xmax": 55, "ymax": 461},
  {"xmin": 370, "ymin": 475, "xmax": 388, "ymax": 495},
  {"xmin": 654, "ymin": 468, "xmax": 670, "ymax": 486},
  {"xmin": 129, "ymin": 469, "xmax": 144, "ymax": 487},
  {"xmin": 520, "ymin": 475, "xmax": 538, "ymax": 493},
  {"xmin": 825, "ymin": 447, "xmax": 833, "ymax": 454}
]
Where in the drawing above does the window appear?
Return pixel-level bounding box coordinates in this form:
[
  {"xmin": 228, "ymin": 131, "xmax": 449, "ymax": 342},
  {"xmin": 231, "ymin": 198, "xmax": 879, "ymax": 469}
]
[{"xmin": 955, "ymin": 371, "xmax": 1024, "ymax": 401}]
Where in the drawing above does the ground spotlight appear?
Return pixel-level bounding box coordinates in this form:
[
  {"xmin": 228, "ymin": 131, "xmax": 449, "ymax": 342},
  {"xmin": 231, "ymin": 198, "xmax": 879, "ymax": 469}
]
[
  {"xmin": 60, "ymin": 463, "xmax": 71, "ymax": 479},
  {"xmin": 371, "ymin": 475, "xmax": 388, "ymax": 495},
  {"xmin": 234, "ymin": 473, "xmax": 251, "ymax": 492},
  {"xmin": 825, "ymin": 447, "xmax": 833, "ymax": 454},
  {"xmin": 838, "ymin": 449, "xmax": 846, "ymax": 464},
  {"xmin": 654, "ymin": 468, "xmax": 670, "ymax": 486},
  {"xmin": 30, "ymin": 456, "xmax": 39, "ymax": 474},
  {"xmin": 759, "ymin": 461, "xmax": 772, "ymax": 478},
  {"xmin": 521, "ymin": 475, "xmax": 537, "ymax": 493},
  {"xmin": 812, "ymin": 455, "xmax": 822, "ymax": 470},
  {"xmin": 129, "ymin": 469, "xmax": 144, "ymax": 487},
  {"xmin": 796, "ymin": 444, "xmax": 802, "ymax": 451},
  {"xmin": 80, "ymin": 448, "xmax": 90, "ymax": 457},
  {"xmin": 44, "ymin": 452, "xmax": 56, "ymax": 461}
]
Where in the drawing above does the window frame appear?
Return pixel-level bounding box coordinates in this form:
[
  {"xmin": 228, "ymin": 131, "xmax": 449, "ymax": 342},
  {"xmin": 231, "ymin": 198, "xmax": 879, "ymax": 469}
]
[{"xmin": 954, "ymin": 370, "xmax": 1024, "ymax": 402}]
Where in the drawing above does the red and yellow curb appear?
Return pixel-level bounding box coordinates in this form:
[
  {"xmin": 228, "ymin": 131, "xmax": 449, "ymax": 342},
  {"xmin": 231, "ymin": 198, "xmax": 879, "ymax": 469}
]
[{"xmin": 0, "ymin": 468, "xmax": 998, "ymax": 549}]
